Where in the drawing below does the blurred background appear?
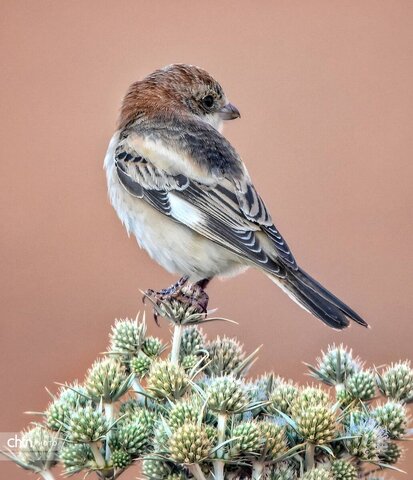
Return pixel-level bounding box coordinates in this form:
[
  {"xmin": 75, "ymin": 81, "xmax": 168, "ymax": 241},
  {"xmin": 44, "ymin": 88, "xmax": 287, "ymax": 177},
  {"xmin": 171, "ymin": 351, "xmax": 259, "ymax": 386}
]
[{"xmin": 1, "ymin": 1, "xmax": 412, "ymax": 478}]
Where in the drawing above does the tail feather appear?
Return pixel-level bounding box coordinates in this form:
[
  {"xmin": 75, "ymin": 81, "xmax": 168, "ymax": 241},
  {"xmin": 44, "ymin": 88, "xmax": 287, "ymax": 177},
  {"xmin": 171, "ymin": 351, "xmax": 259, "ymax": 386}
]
[{"xmin": 268, "ymin": 267, "xmax": 368, "ymax": 330}]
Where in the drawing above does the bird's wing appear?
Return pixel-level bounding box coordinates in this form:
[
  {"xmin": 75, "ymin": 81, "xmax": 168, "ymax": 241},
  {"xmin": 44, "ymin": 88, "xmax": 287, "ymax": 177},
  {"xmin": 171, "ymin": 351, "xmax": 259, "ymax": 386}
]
[{"xmin": 114, "ymin": 122, "xmax": 297, "ymax": 275}]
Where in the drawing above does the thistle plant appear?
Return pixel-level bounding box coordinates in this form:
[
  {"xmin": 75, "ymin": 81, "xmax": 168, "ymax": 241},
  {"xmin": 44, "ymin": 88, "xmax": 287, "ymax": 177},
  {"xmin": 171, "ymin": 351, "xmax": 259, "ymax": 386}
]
[{"xmin": 2, "ymin": 287, "xmax": 412, "ymax": 480}]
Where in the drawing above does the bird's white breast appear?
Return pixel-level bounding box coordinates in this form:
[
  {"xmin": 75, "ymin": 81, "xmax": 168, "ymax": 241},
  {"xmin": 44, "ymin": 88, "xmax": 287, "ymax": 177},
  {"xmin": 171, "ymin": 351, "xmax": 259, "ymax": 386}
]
[{"xmin": 104, "ymin": 132, "xmax": 247, "ymax": 281}]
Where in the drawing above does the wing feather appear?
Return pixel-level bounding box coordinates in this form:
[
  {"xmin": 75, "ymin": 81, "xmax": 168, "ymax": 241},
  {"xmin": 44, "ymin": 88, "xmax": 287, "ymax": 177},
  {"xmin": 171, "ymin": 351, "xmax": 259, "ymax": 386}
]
[{"xmin": 114, "ymin": 132, "xmax": 296, "ymax": 274}]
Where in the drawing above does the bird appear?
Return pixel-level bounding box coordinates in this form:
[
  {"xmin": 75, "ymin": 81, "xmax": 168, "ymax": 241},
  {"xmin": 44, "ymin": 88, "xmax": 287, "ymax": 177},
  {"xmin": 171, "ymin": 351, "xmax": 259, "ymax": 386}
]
[{"xmin": 104, "ymin": 64, "xmax": 368, "ymax": 330}]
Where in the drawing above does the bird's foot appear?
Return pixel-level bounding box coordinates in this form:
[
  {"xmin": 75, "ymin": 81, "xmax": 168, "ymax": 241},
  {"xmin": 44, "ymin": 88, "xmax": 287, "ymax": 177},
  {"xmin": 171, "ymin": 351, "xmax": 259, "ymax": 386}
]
[{"xmin": 143, "ymin": 277, "xmax": 209, "ymax": 324}]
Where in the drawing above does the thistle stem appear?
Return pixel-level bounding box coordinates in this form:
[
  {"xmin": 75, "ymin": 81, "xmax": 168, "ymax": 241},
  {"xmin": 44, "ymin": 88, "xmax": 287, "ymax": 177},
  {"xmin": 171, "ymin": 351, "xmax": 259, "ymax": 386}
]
[
  {"xmin": 40, "ymin": 470, "xmax": 55, "ymax": 480},
  {"xmin": 170, "ymin": 323, "xmax": 183, "ymax": 365},
  {"xmin": 305, "ymin": 442, "xmax": 315, "ymax": 471},
  {"xmin": 252, "ymin": 461, "xmax": 265, "ymax": 479},
  {"xmin": 104, "ymin": 402, "xmax": 114, "ymax": 461},
  {"xmin": 188, "ymin": 463, "xmax": 207, "ymax": 480},
  {"xmin": 90, "ymin": 441, "xmax": 106, "ymax": 469},
  {"xmin": 213, "ymin": 413, "xmax": 227, "ymax": 480}
]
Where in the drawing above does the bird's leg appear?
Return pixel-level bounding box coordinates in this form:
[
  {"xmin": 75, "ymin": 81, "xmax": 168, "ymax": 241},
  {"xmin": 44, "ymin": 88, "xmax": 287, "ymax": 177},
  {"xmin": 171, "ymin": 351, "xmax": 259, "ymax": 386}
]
[
  {"xmin": 192, "ymin": 278, "xmax": 211, "ymax": 312},
  {"xmin": 144, "ymin": 277, "xmax": 211, "ymax": 323}
]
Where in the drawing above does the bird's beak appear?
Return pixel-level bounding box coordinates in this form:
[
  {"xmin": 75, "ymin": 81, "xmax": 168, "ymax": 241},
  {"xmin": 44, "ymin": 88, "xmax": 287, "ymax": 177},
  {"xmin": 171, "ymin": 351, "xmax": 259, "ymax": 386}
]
[{"xmin": 218, "ymin": 103, "xmax": 240, "ymax": 120}]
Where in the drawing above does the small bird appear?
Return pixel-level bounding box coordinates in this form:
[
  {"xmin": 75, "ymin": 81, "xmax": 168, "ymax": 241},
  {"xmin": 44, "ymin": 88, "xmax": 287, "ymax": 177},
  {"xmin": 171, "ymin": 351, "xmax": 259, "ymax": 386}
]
[{"xmin": 104, "ymin": 64, "xmax": 367, "ymax": 329}]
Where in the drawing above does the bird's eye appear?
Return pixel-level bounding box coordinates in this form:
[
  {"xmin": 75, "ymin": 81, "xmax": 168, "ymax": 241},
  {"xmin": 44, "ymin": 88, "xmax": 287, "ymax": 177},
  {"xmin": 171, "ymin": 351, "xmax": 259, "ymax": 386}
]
[{"xmin": 202, "ymin": 95, "xmax": 214, "ymax": 109}]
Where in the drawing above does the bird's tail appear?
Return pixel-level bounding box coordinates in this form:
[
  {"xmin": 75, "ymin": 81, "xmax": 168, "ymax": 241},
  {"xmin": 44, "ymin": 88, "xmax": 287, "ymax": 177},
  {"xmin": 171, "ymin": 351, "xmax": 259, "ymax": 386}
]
[{"xmin": 267, "ymin": 267, "xmax": 368, "ymax": 329}]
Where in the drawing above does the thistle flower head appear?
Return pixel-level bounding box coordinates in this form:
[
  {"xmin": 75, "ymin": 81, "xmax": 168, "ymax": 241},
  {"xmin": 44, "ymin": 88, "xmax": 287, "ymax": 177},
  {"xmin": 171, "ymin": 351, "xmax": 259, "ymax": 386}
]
[
  {"xmin": 18, "ymin": 426, "xmax": 59, "ymax": 471},
  {"xmin": 152, "ymin": 284, "xmax": 208, "ymax": 325},
  {"xmin": 376, "ymin": 361, "xmax": 413, "ymax": 401},
  {"xmin": 168, "ymin": 424, "xmax": 212, "ymax": 464},
  {"xmin": 68, "ymin": 405, "xmax": 109, "ymax": 443},
  {"xmin": 146, "ymin": 360, "xmax": 190, "ymax": 400},
  {"xmin": 206, "ymin": 376, "xmax": 249, "ymax": 414},
  {"xmin": 257, "ymin": 420, "xmax": 287, "ymax": 460},
  {"xmin": 180, "ymin": 326, "xmax": 206, "ymax": 356},
  {"xmin": 291, "ymin": 390, "xmax": 336, "ymax": 444},
  {"xmin": 230, "ymin": 421, "xmax": 261, "ymax": 458},
  {"xmin": 60, "ymin": 443, "xmax": 94, "ymax": 475},
  {"xmin": 344, "ymin": 417, "xmax": 387, "ymax": 460},
  {"xmin": 84, "ymin": 357, "xmax": 132, "ymax": 403},
  {"xmin": 372, "ymin": 401, "xmax": 408, "ymax": 439},
  {"xmin": 142, "ymin": 456, "xmax": 172, "ymax": 479},
  {"xmin": 330, "ymin": 459, "xmax": 358, "ymax": 480},
  {"xmin": 267, "ymin": 462, "xmax": 296, "ymax": 479},
  {"xmin": 111, "ymin": 449, "xmax": 132, "ymax": 468},
  {"xmin": 268, "ymin": 381, "xmax": 299, "ymax": 415},
  {"xmin": 119, "ymin": 401, "xmax": 157, "ymax": 430},
  {"xmin": 130, "ymin": 353, "xmax": 152, "ymax": 377},
  {"xmin": 301, "ymin": 468, "xmax": 333, "ymax": 480},
  {"xmin": 142, "ymin": 336, "xmax": 166, "ymax": 358},
  {"xmin": 205, "ymin": 336, "xmax": 246, "ymax": 376},
  {"xmin": 109, "ymin": 316, "xmax": 146, "ymax": 355},
  {"xmin": 309, "ymin": 345, "xmax": 361, "ymax": 386},
  {"xmin": 168, "ymin": 399, "xmax": 203, "ymax": 430},
  {"xmin": 46, "ymin": 383, "xmax": 89, "ymax": 431},
  {"xmin": 180, "ymin": 354, "xmax": 199, "ymax": 371},
  {"xmin": 111, "ymin": 419, "xmax": 150, "ymax": 456},
  {"xmin": 345, "ymin": 370, "xmax": 376, "ymax": 401},
  {"xmin": 379, "ymin": 441, "xmax": 403, "ymax": 464}
]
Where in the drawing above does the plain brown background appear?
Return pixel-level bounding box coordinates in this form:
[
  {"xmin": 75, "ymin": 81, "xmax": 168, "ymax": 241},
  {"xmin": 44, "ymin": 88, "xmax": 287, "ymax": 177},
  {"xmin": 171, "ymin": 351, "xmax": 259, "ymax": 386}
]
[{"xmin": 1, "ymin": 1, "xmax": 412, "ymax": 478}]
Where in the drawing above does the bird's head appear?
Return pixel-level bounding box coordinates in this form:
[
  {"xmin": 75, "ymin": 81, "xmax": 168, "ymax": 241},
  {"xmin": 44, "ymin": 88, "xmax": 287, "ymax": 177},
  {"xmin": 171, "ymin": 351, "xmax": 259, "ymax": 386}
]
[{"xmin": 118, "ymin": 64, "xmax": 240, "ymax": 131}]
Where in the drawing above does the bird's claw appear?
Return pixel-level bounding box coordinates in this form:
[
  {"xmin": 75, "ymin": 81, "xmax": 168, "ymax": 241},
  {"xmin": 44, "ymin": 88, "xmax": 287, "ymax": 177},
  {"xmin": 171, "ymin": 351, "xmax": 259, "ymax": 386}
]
[{"xmin": 143, "ymin": 277, "xmax": 209, "ymax": 324}]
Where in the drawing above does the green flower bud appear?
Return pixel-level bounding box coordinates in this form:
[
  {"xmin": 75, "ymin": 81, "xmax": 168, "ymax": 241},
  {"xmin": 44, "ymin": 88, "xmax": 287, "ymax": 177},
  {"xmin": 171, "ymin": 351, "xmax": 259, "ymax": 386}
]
[
  {"xmin": 85, "ymin": 357, "xmax": 132, "ymax": 403},
  {"xmin": 268, "ymin": 381, "xmax": 299, "ymax": 415},
  {"xmin": 168, "ymin": 424, "xmax": 212, "ymax": 464},
  {"xmin": 142, "ymin": 336, "xmax": 166, "ymax": 358},
  {"xmin": 146, "ymin": 360, "xmax": 189, "ymax": 400},
  {"xmin": 342, "ymin": 410, "xmax": 369, "ymax": 429},
  {"xmin": 206, "ymin": 337, "xmax": 245, "ymax": 376},
  {"xmin": 180, "ymin": 326, "xmax": 206, "ymax": 356},
  {"xmin": 130, "ymin": 354, "xmax": 152, "ymax": 377},
  {"xmin": 46, "ymin": 400, "xmax": 72, "ymax": 432},
  {"xmin": 207, "ymin": 376, "xmax": 249, "ymax": 414},
  {"xmin": 331, "ymin": 459, "xmax": 358, "ymax": 480},
  {"xmin": 181, "ymin": 354, "xmax": 199, "ymax": 371},
  {"xmin": 18, "ymin": 426, "xmax": 59, "ymax": 471},
  {"xmin": 121, "ymin": 406, "xmax": 157, "ymax": 432},
  {"xmin": 112, "ymin": 420, "xmax": 150, "ymax": 456},
  {"xmin": 111, "ymin": 449, "xmax": 131, "ymax": 468},
  {"xmin": 267, "ymin": 462, "xmax": 296, "ymax": 480},
  {"xmin": 302, "ymin": 468, "xmax": 333, "ymax": 480},
  {"xmin": 168, "ymin": 399, "xmax": 202, "ymax": 430},
  {"xmin": 377, "ymin": 361, "xmax": 413, "ymax": 401},
  {"xmin": 257, "ymin": 420, "xmax": 287, "ymax": 460},
  {"xmin": 346, "ymin": 370, "xmax": 376, "ymax": 401},
  {"xmin": 309, "ymin": 345, "xmax": 360, "ymax": 386},
  {"xmin": 109, "ymin": 317, "xmax": 146, "ymax": 355},
  {"xmin": 68, "ymin": 405, "xmax": 109, "ymax": 443},
  {"xmin": 293, "ymin": 387, "xmax": 330, "ymax": 409},
  {"xmin": 230, "ymin": 422, "xmax": 261, "ymax": 457},
  {"xmin": 293, "ymin": 403, "xmax": 336, "ymax": 444},
  {"xmin": 142, "ymin": 456, "xmax": 171, "ymax": 479},
  {"xmin": 344, "ymin": 418, "xmax": 387, "ymax": 460},
  {"xmin": 372, "ymin": 401, "xmax": 407, "ymax": 439},
  {"xmin": 291, "ymin": 390, "xmax": 336, "ymax": 444},
  {"xmin": 379, "ymin": 441, "xmax": 403, "ymax": 464},
  {"xmin": 165, "ymin": 474, "xmax": 186, "ymax": 480},
  {"xmin": 60, "ymin": 443, "xmax": 94, "ymax": 474},
  {"xmin": 45, "ymin": 384, "xmax": 89, "ymax": 431}
]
